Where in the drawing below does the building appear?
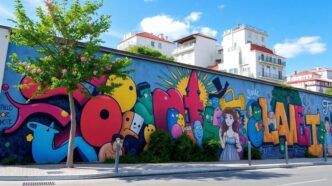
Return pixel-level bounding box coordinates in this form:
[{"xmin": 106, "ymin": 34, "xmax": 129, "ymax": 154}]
[
  {"xmin": 219, "ymin": 24, "xmax": 286, "ymax": 83},
  {"xmin": 117, "ymin": 32, "xmax": 175, "ymax": 56},
  {"xmin": 287, "ymin": 67, "xmax": 332, "ymax": 93},
  {"xmin": 172, "ymin": 33, "xmax": 218, "ymax": 67}
]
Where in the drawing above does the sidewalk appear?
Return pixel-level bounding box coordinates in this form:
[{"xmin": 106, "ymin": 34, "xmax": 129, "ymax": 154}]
[{"xmin": 0, "ymin": 158, "xmax": 331, "ymax": 181}]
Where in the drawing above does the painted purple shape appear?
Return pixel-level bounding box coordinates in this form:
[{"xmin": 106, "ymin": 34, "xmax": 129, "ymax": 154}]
[
  {"xmin": 213, "ymin": 107, "xmax": 222, "ymax": 127},
  {"xmin": 171, "ymin": 124, "xmax": 183, "ymax": 139}
]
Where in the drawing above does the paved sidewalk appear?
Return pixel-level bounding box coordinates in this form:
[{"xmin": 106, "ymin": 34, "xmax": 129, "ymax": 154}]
[{"xmin": 0, "ymin": 158, "xmax": 331, "ymax": 181}]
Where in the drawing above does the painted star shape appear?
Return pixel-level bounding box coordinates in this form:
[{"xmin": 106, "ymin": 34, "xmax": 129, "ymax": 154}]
[{"xmin": 26, "ymin": 134, "xmax": 34, "ymax": 142}]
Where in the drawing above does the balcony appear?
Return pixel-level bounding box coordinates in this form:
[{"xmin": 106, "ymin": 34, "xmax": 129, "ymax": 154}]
[
  {"xmin": 172, "ymin": 43, "xmax": 195, "ymax": 55},
  {"xmin": 258, "ymin": 58, "xmax": 286, "ymax": 66},
  {"xmin": 259, "ymin": 72, "xmax": 286, "ymax": 81}
]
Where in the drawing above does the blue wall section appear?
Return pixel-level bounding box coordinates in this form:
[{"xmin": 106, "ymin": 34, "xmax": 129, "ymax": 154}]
[{"xmin": 1, "ymin": 42, "xmax": 332, "ymax": 163}]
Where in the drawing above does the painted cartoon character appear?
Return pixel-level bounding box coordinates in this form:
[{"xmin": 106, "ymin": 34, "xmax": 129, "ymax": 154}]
[
  {"xmin": 121, "ymin": 111, "xmax": 144, "ymax": 139},
  {"xmin": 219, "ymin": 107, "xmax": 242, "ymax": 161},
  {"xmin": 324, "ymin": 117, "xmax": 332, "ymax": 155},
  {"xmin": 27, "ymin": 122, "xmax": 97, "ymax": 163},
  {"xmin": 167, "ymin": 108, "xmax": 183, "ymax": 139},
  {"xmin": 143, "ymin": 124, "xmax": 156, "ymax": 151},
  {"xmin": 268, "ymin": 111, "xmax": 276, "ymax": 132},
  {"xmin": 247, "ymin": 101, "xmax": 264, "ymax": 148},
  {"xmin": 177, "ymin": 113, "xmax": 185, "ymax": 130},
  {"xmin": 203, "ymin": 106, "xmax": 220, "ymax": 142},
  {"xmin": 213, "ymin": 107, "xmax": 222, "ymax": 127},
  {"xmin": 193, "ymin": 120, "xmax": 203, "ymax": 146},
  {"xmin": 98, "ymin": 134, "xmax": 124, "ymax": 162},
  {"xmin": 134, "ymin": 82, "xmax": 154, "ymax": 124}
]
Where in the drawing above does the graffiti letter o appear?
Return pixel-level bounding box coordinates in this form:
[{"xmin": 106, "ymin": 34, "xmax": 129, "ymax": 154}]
[{"xmin": 81, "ymin": 95, "xmax": 122, "ymax": 147}]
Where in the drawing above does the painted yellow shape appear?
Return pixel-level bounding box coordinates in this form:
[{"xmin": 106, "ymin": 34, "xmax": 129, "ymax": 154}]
[
  {"xmin": 26, "ymin": 134, "xmax": 34, "ymax": 142},
  {"xmin": 0, "ymin": 112, "xmax": 6, "ymax": 117},
  {"xmin": 61, "ymin": 110, "xmax": 69, "ymax": 118},
  {"xmin": 144, "ymin": 124, "xmax": 156, "ymax": 151},
  {"xmin": 177, "ymin": 113, "xmax": 185, "ymax": 129},
  {"xmin": 220, "ymin": 89, "xmax": 246, "ymax": 110},
  {"xmin": 107, "ymin": 75, "xmax": 137, "ymax": 112},
  {"xmin": 308, "ymin": 144, "xmax": 323, "ymax": 157}
]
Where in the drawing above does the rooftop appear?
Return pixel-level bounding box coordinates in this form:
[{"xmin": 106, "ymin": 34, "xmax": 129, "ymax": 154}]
[
  {"xmin": 223, "ymin": 24, "xmax": 268, "ymax": 36},
  {"xmin": 119, "ymin": 32, "xmax": 174, "ymax": 44},
  {"xmin": 174, "ymin": 33, "xmax": 217, "ymax": 44}
]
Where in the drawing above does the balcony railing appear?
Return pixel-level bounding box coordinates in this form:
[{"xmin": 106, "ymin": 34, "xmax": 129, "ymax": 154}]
[
  {"xmin": 172, "ymin": 43, "xmax": 195, "ymax": 54},
  {"xmin": 259, "ymin": 72, "xmax": 286, "ymax": 81},
  {"xmin": 258, "ymin": 58, "xmax": 286, "ymax": 66}
]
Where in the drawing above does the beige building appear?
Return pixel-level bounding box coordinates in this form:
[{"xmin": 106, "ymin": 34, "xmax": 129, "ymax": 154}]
[{"xmin": 287, "ymin": 67, "xmax": 332, "ymax": 93}]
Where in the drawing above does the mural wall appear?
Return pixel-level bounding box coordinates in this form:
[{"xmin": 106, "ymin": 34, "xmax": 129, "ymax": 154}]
[{"xmin": 1, "ymin": 41, "xmax": 332, "ymax": 163}]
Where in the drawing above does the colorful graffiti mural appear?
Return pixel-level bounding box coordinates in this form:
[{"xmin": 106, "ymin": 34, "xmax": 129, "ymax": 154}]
[{"xmin": 1, "ymin": 42, "xmax": 332, "ymax": 164}]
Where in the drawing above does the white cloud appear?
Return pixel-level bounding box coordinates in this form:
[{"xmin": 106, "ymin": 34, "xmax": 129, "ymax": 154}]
[
  {"xmin": 140, "ymin": 15, "xmax": 190, "ymax": 40},
  {"xmin": 0, "ymin": 4, "xmax": 14, "ymax": 19},
  {"xmin": 218, "ymin": 4, "xmax": 225, "ymax": 9},
  {"xmin": 274, "ymin": 36, "xmax": 327, "ymax": 58},
  {"xmin": 193, "ymin": 27, "xmax": 218, "ymax": 38},
  {"xmin": 185, "ymin": 12, "xmax": 202, "ymax": 22}
]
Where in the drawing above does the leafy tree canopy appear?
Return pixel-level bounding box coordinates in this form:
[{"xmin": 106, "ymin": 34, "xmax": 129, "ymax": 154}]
[{"xmin": 126, "ymin": 46, "xmax": 174, "ymax": 61}]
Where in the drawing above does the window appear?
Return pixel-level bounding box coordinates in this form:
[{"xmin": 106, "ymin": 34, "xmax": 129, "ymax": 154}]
[
  {"xmin": 261, "ymin": 54, "xmax": 264, "ymax": 61},
  {"xmin": 158, "ymin": 43, "xmax": 162, "ymax": 49},
  {"xmin": 151, "ymin": 41, "xmax": 155, "ymax": 47},
  {"xmin": 247, "ymin": 40, "xmax": 252, "ymax": 44},
  {"xmin": 278, "ymin": 71, "xmax": 282, "ymax": 80},
  {"xmin": 261, "ymin": 36, "xmax": 265, "ymax": 42},
  {"xmin": 234, "ymin": 68, "xmax": 238, "ymax": 74}
]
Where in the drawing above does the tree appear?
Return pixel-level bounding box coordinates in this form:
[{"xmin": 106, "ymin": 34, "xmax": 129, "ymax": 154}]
[
  {"xmin": 7, "ymin": 0, "xmax": 132, "ymax": 168},
  {"xmin": 326, "ymin": 88, "xmax": 332, "ymax": 95},
  {"xmin": 127, "ymin": 46, "xmax": 174, "ymax": 61}
]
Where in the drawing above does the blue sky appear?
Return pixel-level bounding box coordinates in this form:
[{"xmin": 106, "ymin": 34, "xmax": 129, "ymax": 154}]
[{"xmin": 0, "ymin": 0, "xmax": 331, "ymax": 75}]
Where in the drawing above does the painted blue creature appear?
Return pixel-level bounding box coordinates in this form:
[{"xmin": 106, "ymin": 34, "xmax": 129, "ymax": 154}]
[
  {"xmin": 167, "ymin": 108, "xmax": 179, "ymax": 132},
  {"xmin": 193, "ymin": 120, "xmax": 203, "ymax": 146},
  {"xmin": 27, "ymin": 121, "xmax": 97, "ymax": 163}
]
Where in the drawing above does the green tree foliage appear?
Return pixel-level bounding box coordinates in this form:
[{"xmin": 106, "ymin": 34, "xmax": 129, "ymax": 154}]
[
  {"xmin": 7, "ymin": 0, "xmax": 131, "ymax": 168},
  {"xmin": 326, "ymin": 88, "xmax": 332, "ymax": 95},
  {"xmin": 126, "ymin": 46, "xmax": 174, "ymax": 61}
]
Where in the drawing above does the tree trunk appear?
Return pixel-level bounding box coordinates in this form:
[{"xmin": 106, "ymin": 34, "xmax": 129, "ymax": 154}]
[{"xmin": 66, "ymin": 91, "xmax": 76, "ymax": 168}]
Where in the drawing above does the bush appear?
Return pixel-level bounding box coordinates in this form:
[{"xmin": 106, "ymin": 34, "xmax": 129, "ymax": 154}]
[
  {"xmin": 1, "ymin": 155, "xmax": 17, "ymax": 165},
  {"xmin": 202, "ymin": 140, "xmax": 220, "ymax": 161},
  {"xmin": 243, "ymin": 146, "xmax": 262, "ymax": 160},
  {"xmin": 304, "ymin": 149, "xmax": 318, "ymax": 158},
  {"xmin": 172, "ymin": 134, "xmax": 197, "ymax": 162},
  {"xmin": 141, "ymin": 129, "xmax": 174, "ymax": 162}
]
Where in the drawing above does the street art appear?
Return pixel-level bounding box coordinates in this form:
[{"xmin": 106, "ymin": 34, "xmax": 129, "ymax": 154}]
[
  {"xmin": 219, "ymin": 107, "xmax": 242, "ymax": 161},
  {"xmin": 1, "ymin": 43, "xmax": 332, "ymax": 164}
]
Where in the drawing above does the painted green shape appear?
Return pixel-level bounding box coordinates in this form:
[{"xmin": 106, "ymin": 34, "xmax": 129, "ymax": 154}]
[
  {"xmin": 203, "ymin": 106, "xmax": 219, "ymax": 142},
  {"xmin": 318, "ymin": 122, "xmax": 326, "ymax": 144},
  {"xmin": 270, "ymin": 86, "xmax": 302, "ymax": 120},
  {"xmin": 134, "ymin": 82, "xmax": 154, "ymax": 124}
]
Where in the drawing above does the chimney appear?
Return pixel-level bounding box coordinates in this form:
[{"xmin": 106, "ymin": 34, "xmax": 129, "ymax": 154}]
[
  {"xmin": 294, "ymin": 71, "xmax": 297, "ymax": 75},
  {"xmin": 159, "ymin": 33, "xmax": 164, "ymax": 40}
]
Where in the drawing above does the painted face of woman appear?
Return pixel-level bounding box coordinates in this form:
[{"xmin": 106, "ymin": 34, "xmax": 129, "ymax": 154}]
[{"xmin": 225, "ymin": 113, "xmax": 234, "ymax": 127}]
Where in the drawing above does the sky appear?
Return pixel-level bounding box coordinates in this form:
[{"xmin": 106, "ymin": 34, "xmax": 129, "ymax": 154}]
[{"xmin": 0, "ymin": 0, "xmax": 331, "ymax": 75}]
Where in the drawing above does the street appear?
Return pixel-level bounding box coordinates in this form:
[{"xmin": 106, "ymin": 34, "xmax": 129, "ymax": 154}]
[{"xmin": 2, "ymin": 165, "xmax": 332, "ymax": 186}]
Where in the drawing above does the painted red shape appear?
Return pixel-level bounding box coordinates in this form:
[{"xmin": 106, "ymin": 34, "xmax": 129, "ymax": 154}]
[
  {"xmin": 294, "ymin": 105, "xmax": 311, "ymax": 146},
  {"xmin": 4, "ymin": 92, "xmax": 71, "ymax": 134},
  {"xmin": 183, "ymin": 71, "xmax": 204, "ymax": 125},
  {"xmin": 153, "ymin": 88, "xmax": 185, "ymax": 131},
  {"xmin": 2, "ymin": 84, "xmax": 9, "ymax": 91},
  {"xmin": 80, "ymin": 95, "xmax": 122, "ymax": 147},
  {"xmin": 19, "ymin": 76, "xmax": 106, "ymax": 105}
]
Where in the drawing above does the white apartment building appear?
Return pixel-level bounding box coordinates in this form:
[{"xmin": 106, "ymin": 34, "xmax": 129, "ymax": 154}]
[
  {"xmin": 219, "ymin": 24, "xmax": 286, "ymax": 83},
  {"xmin": 172, "ymin": 33, "xmax": 218, "ymax": 67},
  {"xmin": 117, "ymin": 32, "xmax": 175, "ymax": 56},
  {"xmin": 287, "ymin": 67, "xmax": 332, "ymax": 93}
]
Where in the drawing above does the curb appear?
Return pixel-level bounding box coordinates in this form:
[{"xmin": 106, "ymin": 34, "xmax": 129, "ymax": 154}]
[{"xmin": 1, "ymin": 161, "xmax": 332, "ymax": 181}]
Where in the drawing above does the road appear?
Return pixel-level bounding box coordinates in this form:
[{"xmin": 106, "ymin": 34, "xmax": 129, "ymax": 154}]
[{"xmin": 2, "ymin": 165, "xmax": 332, "ymax": 186}]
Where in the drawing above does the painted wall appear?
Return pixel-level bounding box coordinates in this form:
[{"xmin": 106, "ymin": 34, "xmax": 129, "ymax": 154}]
[{"xmin": 1, "ymin": 38, "xmax": 332, "ymax": 164}]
